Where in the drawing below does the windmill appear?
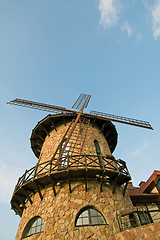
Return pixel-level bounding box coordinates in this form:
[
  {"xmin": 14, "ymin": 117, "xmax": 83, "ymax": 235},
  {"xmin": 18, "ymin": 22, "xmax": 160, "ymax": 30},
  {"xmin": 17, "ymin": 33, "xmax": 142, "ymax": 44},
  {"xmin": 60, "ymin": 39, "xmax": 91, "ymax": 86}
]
[{"xmin": 8, "ymin": 94, "xmax": 152, "ymax": 218}]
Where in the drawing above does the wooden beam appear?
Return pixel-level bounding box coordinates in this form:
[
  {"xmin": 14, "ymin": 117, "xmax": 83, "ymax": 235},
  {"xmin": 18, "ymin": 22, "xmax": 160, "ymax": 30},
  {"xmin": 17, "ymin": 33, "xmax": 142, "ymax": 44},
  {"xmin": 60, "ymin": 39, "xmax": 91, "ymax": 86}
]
[
  {"xmin": 104, "ymin": 131, "xmax": 111, "ymax": 138},
  {"xmin": 112, "ymin": 174, "xmax": 119, "ymax": 194},
  {"xmin": 34, "ymin": 182, "xmax": 43, "ymax": 200},
  {"xmin": 100, "ymin": 123, "xmax": 105, "ymax": 134},
  {"xmin": 41, "ymin": 124, "xmax": 50, "ymax": 136},
  {"xmin": 50, "ymin": 175, "xmax": 57, "ymax": 196},
  {"xmin": 49, "ymin": 117, "xmax": 57, "ymax": 131},
  {"xmin": 63, "ymin": 116, "xmax": 66, "ymax": 126},
  {"xmin": 107, "ymin": 137, "xmax": 114, "ymax": 144},
  {"xmin": 110, "ymin": 172, "xmax": 119, "ymax": 183},
  {"xmin": 91, "ymin": 119, "xmax": 96, "ymax": 127},
  {"xmin": 109, "ymin": 143, "xmax": 115, "ymax": 150},
  {"xmin": 33, "ymin": 147, "xmax": 41, "ymax": 153},
  {"xmin": 35, "ymin": 180, "xmax": 45, "ymax": 188},
  {"xmin": 13, "ymin": 202, "xmax": 23, "ymax": 216},
  {"xmin": 16, "ymin": 195, "xmax": 26, "ymax": 209},
  {"xmin": 123, "ymin": 181, "xmax": 129, "ymax": 196},
  {"xmin": 23, "ymin": 186, "xmax": 34, "ymax": 192},
  {"xmin": 22, "ymin": 188, "xmax": 33, "ymax": 204},
  {"xmin": 32, "ymin": 139, "xmax": 42, "ymax": 148},
  {"xmin": 33, "ymin": 130, "xmax": 45, "ymax": 141}
]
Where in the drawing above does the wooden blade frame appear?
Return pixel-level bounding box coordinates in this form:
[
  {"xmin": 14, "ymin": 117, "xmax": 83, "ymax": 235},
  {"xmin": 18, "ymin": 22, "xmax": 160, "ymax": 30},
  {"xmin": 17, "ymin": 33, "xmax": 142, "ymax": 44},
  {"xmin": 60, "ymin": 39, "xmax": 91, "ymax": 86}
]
[
  {"xmin": 7, "ymin": 98, "xmax": 74, "ymax": 114},
  {"xmin": 7, "ymin": 95, "xmax": 153, "ymax": 130},
  {"xmin": 90, "ymin": 110, "xmax": 153, "ymax": 130},
  {"xmin": 72, "ymin": 94, "xmax": 91, "ymax": 110}
]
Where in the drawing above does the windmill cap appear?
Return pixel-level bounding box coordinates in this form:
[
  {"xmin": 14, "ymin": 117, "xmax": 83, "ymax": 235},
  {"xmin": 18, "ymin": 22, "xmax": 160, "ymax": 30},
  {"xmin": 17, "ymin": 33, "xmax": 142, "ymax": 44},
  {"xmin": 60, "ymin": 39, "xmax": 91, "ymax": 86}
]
[{"xmin": 30, "ymin": 113, "xmax": 118, "ymax": 158}]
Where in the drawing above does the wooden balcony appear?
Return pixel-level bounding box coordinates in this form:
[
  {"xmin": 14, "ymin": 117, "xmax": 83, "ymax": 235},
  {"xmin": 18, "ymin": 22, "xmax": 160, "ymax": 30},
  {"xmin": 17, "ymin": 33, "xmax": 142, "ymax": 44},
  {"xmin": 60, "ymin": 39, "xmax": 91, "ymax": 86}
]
[{"xmin": 11, "ymin": 154, "xmax": 131, "ymax": 216}]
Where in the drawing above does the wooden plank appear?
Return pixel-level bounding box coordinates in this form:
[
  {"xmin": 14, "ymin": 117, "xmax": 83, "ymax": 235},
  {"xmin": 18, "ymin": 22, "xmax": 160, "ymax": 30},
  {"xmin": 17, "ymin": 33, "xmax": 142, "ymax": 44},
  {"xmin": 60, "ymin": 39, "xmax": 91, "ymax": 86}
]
[
  {"xmin": 13, "ymin": 202, "xmax": 23, "ymax": 216},
  {"xmin": 32, "ymin": 147, "xmax": 41, "ymax": 153},
  {"xmin": 63, "ymin": 116, "xmax": 66, "ymax": 126},
  {"xmin": 16, "ymin": 195, "xmax": 26, "ymax": 209},
  {"xmin": 112, "ymin": 174, "xmax": 119, "ymax": 194},
  {"xmin": 49, "ymin": 117, "xmax": 57, "ymax": 131},
  {"xmin": 33, "ymin": 130, "xmax": 45, "ymax": 141},
  {"xmin": 34, "ymin": 182, "xmax": 43, "ymax": 200},
  {"xmin": 91, "ymin": 119, "xmax": 96, "ymax": 127},
  {"xmin": 100, "ymin": 123, "xmax": 105, "ymax": 134},
  {"xmin": 123, "ymin": 181, "xmax": 129, "ymax": 196},
  {"xmin": 41, "ymin": 124, "xmax": 50, "ymax": 136},
  {"xmin": 32, "ymin": 139, "xmax": 42, "ymax": 148},
  {"xmin": 50, "ymin": 175, "xmax": 57, "ymax": 196},
  {"xmin": 22, "ymin": 188, "xmax": 33, "ymax": 204}
]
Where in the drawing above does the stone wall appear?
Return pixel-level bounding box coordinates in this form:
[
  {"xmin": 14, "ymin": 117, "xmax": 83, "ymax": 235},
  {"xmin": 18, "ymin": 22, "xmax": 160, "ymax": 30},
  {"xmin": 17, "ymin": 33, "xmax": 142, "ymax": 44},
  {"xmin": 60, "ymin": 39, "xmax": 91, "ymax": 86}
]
[
  {"xmin": 39, "ymin": 121, "xmax": 112, "ymax": 165},
  {"xmin": 15, "ymin": 181, "xmax": 133, "ymax": 240}
]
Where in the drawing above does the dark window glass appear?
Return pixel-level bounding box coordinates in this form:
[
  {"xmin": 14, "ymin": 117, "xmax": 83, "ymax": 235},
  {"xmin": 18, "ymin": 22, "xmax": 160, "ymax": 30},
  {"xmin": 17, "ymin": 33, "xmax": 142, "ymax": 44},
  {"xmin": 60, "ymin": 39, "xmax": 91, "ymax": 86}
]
[
  {"xmin": 129, "ymin": 213, "xmax": 138, "ymax": 228},
  {"xmin": 158, "ymin": 181, "xmax": 160, "ymax": 189},
  {"xmin": 75, "ymin": 207, "xmax": 106, "ymax": 226},
  {"xmin": 94, "ymin": 140, "xmax": 101, "ymax": 155},
  {"xmin": 22, "ymin": 217, "xmax": 44, "ymax": 239},
  {"xmin": 138, "ymin": 211, "xmax": 153, "ymax": 225},
  {"xmin": 94, "ymin": 140, "xmax": 102, "ymax": 167}
]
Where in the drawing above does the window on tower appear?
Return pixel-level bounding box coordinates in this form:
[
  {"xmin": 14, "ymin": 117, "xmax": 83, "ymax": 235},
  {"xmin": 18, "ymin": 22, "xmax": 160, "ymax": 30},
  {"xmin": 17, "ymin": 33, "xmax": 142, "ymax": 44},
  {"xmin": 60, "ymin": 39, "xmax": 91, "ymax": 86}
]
[
  {"xmin": 59, "ymin": 139, "xmax": 70, "ymax": 168},
  {"xmin": 75, "ymin": 206, "xmax": 106, "ymax": 226},
  {"xmin": 94, "ymin": 140, "xmax": 102, "ymax": 167},
  {"xmin": 21, "ymin": 216, "xmax": 44, "ymax": 239}
]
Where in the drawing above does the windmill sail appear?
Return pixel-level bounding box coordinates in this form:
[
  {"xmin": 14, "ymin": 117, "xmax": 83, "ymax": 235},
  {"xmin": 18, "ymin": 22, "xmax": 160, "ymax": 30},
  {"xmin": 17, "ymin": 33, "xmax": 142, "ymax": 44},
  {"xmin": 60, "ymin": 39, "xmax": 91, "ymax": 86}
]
[
  {"xmin": 7, "ymin": 98, "xmax": 74, "ymax": 114},
  {"xmin": 90, "ymin": 110, "xmax": 153, "ymax": 130},
  {"xmin": 72, "ymin": 94, "xmax": 91, "ymax": 110}
]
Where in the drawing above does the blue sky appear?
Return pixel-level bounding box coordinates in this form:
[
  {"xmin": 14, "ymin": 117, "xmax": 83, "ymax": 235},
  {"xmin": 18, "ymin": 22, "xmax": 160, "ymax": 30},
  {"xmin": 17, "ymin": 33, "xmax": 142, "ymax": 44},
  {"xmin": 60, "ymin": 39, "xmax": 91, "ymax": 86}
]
[{"xmin": 1, "ymin": 0, "xmax": 160, "ymax": 239}]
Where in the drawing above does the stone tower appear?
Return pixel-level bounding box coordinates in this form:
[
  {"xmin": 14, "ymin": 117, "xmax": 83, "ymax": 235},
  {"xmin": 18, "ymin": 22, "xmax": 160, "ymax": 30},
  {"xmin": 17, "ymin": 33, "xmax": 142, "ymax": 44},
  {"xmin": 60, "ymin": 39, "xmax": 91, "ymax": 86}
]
[{"xmin": 11, "ymin": 113, "xmax": 133, "ymax": 240}]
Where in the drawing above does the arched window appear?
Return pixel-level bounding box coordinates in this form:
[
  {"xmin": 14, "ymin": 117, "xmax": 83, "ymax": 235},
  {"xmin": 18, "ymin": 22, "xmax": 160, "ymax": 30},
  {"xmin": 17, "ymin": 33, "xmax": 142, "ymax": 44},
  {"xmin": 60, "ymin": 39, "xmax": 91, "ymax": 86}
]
[
  {"xmin": 75, "ymin": 206, "xmax": 106, "ymax": 226},
  {"xmin": 94, "ymin": 140, "xmax": 102, "ymax": 167},
  {"xmin": 22, "ymin": 216, "xmax": 44, "ymax": 239}
]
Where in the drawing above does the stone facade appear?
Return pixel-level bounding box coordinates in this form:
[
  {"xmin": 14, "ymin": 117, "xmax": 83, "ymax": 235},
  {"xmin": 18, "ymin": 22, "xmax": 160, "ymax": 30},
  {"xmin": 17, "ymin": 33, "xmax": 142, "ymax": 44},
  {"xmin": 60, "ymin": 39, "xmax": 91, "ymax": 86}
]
[
  {"xmin": 39, "ymin": 121, "xmax": 112, "ymax": 165},
  {"xmin": 15, "ymin": 181, "xmax": 133, "ymax": 240}
]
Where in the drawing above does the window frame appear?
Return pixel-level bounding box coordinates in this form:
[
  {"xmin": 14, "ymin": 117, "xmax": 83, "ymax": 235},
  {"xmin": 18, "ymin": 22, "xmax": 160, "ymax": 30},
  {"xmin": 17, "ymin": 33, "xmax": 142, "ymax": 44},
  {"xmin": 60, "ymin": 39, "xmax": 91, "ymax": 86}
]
[
  {"xmin": 137, "ymin": 211, "xmax": 153, "ymax": 225},
  {"xmin": 21, "ymin": 216, "xmax": 44, "ymax": 239},
  {"xmin": 75, "ymin": 206, "xmax": 107, "ymax": 227}
]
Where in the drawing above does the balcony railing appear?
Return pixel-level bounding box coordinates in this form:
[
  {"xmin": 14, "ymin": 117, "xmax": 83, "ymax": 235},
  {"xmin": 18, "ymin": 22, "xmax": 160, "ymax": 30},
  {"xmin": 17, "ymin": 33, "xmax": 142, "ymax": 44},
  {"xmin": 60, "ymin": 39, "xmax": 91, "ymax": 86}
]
[{"xmin": 14, "ymin": 155, "xmax": 130, "ymax": 192}]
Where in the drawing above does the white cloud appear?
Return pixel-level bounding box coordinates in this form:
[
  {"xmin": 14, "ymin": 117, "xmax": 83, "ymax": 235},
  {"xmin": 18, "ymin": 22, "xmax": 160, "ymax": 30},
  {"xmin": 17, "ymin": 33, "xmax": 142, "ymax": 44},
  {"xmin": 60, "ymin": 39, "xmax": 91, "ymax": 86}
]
[
  {"xmin": 127, "ymin": 140, "xmax": 149, "ymax": 157},
  {"xmin": 121, "ymin": 22, "xmax": 132, "ymax": 36},
  {"xmin": 151, "ymin": 0, "xmax": 160, "ymax": 39},
  {"xmin": 98, "ymin": 0, "xmax": 121, "ymax": 28},
  {"xmin": 142, "ymin": 0, "xmax": 160, "ymax": 40}
]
